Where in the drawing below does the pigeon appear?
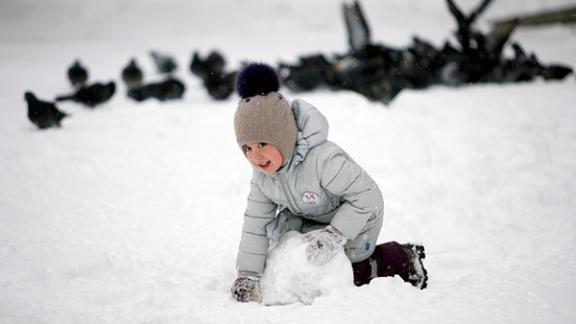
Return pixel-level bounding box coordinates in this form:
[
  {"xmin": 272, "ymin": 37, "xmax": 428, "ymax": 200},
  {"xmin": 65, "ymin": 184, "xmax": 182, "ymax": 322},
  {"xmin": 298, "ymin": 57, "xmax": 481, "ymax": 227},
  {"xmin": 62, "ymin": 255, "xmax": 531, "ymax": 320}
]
[
  {"xmin": 127, "ymin": 77, "xmax": 185, "ymax": 102},
  {"xmin": 446, "ymin": 0, "xmax": 494, "ymax": 52},
  {"xmin": 540, "ymin": 64, "xmax": 573, "ymax": 81},
  {"xmin": 55, "ymin": 81, "xmax": 116, "ymax": 107},
  {"xmin": 24, "ymin": 91, "xmax": 68, "ymax": 129},
  {"xmin": 190, "ymin": 50, "xmax": 226, "ymax": 80},
  {"xmin": 190, "ymin": 52, "xmax": 205, "ymax": 78},
  {"xmin": 150, "ymin": 50, "xmax": 177, "ymax": 74},
  {"xmin": 278, "ymin": 54, "xmax": 337, "ymax": 92},
  {"xmin": 189, "ymin": 50, "xmax": 235, "ymax": 100},
  {"xmin": 343, "ymin": 0, "xmax": 371, "ymax": 53},
  {"xmin": 67, "ymin": 60, "xmax": 89, "ymax": 88},
  {"xmin": 203, "ymin": 71, "xmax": 236, "ymax": 100},
  {"xmin": 121, "ymin": 58, "xmax": 144, "ymax": 89},
  {"xmin": 205, "ymin": 51, "xmax": 226, "ymax": 75}
]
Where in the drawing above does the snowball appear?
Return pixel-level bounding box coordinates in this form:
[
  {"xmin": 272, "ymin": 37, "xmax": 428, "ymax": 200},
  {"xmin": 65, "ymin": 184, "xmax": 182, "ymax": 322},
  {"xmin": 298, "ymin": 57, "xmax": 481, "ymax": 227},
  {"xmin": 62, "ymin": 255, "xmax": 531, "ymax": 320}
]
[{"xmin": 260, "ymin": 231, "xmax": 354, "ymax": 306}]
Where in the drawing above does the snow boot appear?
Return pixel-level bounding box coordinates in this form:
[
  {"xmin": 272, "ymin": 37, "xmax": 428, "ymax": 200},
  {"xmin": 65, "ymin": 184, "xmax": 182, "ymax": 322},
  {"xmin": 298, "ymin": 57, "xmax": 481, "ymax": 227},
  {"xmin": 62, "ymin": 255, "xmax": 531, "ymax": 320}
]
[
  {"xmin": 351, "ymin": 241, "xmax": 428, "ymax": 289},
  {"xmin": 402, "ymin": 243, "xmax": 428, "ymax": 290}
]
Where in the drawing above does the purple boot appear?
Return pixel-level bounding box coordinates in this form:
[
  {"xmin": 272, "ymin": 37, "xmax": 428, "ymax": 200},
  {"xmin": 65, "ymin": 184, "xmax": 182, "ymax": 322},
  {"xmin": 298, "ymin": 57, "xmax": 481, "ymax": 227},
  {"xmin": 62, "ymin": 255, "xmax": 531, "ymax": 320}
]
[{"xmin": 352, "ymin": 241, "xmax": 428, "ymax": 289}]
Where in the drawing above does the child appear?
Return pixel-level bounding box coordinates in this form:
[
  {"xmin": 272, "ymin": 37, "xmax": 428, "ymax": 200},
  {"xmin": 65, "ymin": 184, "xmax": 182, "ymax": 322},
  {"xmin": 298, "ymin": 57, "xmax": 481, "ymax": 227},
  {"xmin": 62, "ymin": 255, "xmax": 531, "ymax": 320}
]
[{"xmin": 230, "ymin": 63, "xmax": 428, "ymax": 303}]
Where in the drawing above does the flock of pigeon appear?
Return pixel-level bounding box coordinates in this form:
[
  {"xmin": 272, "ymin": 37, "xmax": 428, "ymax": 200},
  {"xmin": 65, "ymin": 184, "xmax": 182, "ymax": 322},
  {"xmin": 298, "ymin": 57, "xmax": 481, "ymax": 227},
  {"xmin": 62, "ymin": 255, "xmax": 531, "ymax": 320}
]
[
  {"xmin": 278, "ymin": 0, "xmax": 574, "ymax": 104},
  {"xmin": 25, "ymin": 50, "xmax": 236, "ymax": 129},
  {"xmin": 25, "ymin": 0, "xmax": 574, "ymax": 129}
]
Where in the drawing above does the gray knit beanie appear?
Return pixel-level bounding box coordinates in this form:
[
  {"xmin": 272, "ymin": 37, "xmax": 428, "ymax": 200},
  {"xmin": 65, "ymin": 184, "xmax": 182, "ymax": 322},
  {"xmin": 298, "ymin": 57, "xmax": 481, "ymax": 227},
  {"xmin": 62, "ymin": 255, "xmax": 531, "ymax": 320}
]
[{"xmin": 234, "ymin": 63, "xmax": 297, "ymax": 165}]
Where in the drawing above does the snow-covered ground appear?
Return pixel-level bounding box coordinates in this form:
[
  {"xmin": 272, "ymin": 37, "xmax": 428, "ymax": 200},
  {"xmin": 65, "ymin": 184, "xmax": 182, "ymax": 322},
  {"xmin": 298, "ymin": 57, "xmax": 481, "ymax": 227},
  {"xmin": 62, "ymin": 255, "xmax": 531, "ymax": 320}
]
[{"xmin": 1, "ymin": 0, "xmax": 576, "ymax": 323}]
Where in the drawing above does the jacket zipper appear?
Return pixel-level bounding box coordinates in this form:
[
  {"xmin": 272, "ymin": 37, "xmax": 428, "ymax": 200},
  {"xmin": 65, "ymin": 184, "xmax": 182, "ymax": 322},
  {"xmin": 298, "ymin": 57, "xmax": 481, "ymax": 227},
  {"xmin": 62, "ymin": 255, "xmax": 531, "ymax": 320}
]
[{"xmin": 278, "ymin": 172, "xmax": 302, "ymax": 214}]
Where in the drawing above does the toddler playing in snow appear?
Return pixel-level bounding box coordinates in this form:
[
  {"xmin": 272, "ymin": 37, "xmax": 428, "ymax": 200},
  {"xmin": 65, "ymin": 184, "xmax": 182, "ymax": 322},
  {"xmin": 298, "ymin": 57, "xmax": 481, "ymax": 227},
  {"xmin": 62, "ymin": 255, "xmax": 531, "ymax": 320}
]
[{"xmin": 231, "ymin": 63, "xmax": 428, "ymax": 303}]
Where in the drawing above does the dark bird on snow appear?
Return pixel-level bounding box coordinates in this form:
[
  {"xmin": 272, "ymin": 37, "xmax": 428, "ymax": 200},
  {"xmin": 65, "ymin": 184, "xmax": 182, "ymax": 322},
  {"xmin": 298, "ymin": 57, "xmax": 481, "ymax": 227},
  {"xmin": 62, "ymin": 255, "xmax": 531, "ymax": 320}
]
[
  {"xmin": 540, "ymin": 64, "xmax": 573, "ymax": 81},
  {"xmin": 24, "ymin": 91, "xmax": 68, "ymax": 129},
  {"xmin": 121, "ymin": 58, "xmax": 144, "ymax": 89},
  {"xmin": 55, "ymin": 81, "xmax": 116, "ymax": 108},
  {"xmin": 67, "ymin": 60, "xmax": 89, "ymax": 88},
  {"xmin": 343, "ymin": 0, "xmax": 372, "ymax": 53},
  {"xmin": 203, "ymin": 71, "xmax": 236, "ymax": 100},
  {"xmin": 150, "ymin": 50, "xmax": 178, "ymax": 74},
  {"xmin": 278, "ymin": 54, "xmax": 337, "ymax": 92},
  {"xmin": 190, "ymin": 50, "xmax": 226, "ymax": 80},
  {"xmin": 127, "ymin": 77, "xmax": 186, "ymax": 102}
]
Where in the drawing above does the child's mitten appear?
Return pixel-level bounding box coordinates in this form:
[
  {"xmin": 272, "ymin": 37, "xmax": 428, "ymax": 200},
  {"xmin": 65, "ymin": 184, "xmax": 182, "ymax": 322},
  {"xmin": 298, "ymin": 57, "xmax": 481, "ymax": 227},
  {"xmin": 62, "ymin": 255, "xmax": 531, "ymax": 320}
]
[
  {"xmin": 304, "ymin": 225, "xmax": 348, "ymax": 265},
  {"xmin": 231, "ymin": 273, "xmax": 262, "ymax": 303}
]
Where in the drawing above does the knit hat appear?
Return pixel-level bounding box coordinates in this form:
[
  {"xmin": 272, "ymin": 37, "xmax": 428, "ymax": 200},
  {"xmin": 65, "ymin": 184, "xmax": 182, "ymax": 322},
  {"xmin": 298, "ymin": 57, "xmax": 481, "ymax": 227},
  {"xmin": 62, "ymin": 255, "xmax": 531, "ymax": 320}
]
[{"xmin": 234, "ymin": 63, "xmax": 297, "ymax": 166}]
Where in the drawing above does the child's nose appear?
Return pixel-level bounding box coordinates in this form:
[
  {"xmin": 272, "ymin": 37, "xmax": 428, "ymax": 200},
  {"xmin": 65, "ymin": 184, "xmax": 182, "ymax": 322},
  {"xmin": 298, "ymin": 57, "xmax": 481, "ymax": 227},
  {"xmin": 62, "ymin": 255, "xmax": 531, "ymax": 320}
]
[{"xmin": 249, "ymin": 150, "xmax": 263, "ymax": 160}]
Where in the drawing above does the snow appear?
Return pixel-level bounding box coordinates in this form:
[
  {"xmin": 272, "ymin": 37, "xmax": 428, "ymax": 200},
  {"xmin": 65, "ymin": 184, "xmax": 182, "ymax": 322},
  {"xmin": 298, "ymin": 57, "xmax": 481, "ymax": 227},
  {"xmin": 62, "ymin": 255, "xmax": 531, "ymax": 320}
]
[
  {"xmin": 260, "ymin": 231, "xmax": 353, "ymax": 306},
  {"xmin": 1, "ymin": 0, "xmax": 576, "ymax": 323}
]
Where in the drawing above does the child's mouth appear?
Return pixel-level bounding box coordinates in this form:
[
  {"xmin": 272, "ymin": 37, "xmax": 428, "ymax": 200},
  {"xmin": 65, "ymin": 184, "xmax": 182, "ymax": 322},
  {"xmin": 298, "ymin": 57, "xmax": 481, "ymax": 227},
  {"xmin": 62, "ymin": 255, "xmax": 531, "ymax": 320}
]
[{"xmin": 258, "ymin": 161, "xmax": 271, "ymax": 169}]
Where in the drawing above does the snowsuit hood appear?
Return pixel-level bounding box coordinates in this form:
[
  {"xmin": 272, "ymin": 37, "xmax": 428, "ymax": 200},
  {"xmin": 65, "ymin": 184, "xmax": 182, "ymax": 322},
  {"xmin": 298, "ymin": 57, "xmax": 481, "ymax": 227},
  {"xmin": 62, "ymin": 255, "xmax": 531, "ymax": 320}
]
[{"xmin": 283, "ymin": 99, "xmax": 329, "ymax": 173}]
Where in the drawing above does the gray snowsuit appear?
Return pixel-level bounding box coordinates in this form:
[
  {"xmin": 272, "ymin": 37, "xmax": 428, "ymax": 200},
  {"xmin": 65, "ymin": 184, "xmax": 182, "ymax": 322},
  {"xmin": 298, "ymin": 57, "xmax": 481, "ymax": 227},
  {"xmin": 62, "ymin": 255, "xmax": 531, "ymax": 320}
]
[{"xmin": 236, "ymin": 99, "xmax": 384, "ymax": 275}]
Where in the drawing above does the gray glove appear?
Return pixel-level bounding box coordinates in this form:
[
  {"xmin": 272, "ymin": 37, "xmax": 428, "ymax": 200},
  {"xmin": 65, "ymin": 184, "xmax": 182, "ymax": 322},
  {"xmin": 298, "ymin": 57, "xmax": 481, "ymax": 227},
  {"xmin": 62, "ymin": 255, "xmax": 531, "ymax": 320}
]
[
  {"xmin": 304, "ymin": 225, "xmax": 347, "ymax": 265},
  {"xmin": 231, "ymin": 273, "xmax": 262, "ymax": 303}
]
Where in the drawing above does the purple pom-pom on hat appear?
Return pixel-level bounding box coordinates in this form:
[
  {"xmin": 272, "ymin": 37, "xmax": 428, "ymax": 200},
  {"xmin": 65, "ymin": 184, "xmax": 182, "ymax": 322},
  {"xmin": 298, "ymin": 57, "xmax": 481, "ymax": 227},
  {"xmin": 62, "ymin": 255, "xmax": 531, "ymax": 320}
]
[{"xmin": 235, "ymin": 63, "xmax": 280, "ymax": 99}]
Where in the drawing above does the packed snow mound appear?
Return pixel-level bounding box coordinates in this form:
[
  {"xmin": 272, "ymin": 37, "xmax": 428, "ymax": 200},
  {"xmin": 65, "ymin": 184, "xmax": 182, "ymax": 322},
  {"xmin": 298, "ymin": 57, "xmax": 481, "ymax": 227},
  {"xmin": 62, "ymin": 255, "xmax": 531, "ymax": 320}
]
[{"xmin": 260, "ymin": 231, "xmax": 354, "ymax": 306}]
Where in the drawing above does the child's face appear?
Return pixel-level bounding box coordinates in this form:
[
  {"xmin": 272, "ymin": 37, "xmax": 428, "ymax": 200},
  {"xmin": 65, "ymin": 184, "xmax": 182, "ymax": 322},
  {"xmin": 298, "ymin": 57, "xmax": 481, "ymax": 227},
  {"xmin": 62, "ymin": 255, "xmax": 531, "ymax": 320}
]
[{"xmin": 242, "ymin": 143, "xmax": 283, "ymax": 176}]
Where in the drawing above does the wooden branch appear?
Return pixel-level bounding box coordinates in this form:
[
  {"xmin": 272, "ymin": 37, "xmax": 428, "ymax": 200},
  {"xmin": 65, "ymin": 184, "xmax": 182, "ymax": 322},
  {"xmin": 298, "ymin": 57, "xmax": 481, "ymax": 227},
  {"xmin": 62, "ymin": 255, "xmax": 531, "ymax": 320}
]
[{"xmin": 492, "ymin": 6, "xmax": 576, "ymax": 28}]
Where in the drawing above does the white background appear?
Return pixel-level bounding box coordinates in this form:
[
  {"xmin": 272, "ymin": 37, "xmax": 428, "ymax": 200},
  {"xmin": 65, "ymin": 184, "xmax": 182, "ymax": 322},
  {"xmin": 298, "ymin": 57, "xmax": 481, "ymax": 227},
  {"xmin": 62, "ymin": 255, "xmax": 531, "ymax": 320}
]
[{"xmin": 1, "ymin": 0, "xmax": 576, "ymax": 323}]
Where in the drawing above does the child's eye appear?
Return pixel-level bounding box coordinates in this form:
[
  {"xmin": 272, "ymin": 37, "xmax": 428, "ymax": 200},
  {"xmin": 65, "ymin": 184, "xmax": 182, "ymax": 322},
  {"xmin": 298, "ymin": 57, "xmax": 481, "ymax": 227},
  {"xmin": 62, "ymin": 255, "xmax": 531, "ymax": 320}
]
[
  {"xmin": 242, "ymin": 145, "xmax": 251, "ymax": 153},
  {"xmin": 257, "ymin": 143, "xmax": 267, "ymax": 148}
]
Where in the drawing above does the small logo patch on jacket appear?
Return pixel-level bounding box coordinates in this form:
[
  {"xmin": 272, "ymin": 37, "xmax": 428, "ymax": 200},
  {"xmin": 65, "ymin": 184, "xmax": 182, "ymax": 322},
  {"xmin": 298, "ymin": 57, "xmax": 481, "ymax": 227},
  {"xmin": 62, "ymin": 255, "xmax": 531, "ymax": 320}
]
[{"xmin": 302, "ymin": 191, "xmax": 320, "ymax": 204}]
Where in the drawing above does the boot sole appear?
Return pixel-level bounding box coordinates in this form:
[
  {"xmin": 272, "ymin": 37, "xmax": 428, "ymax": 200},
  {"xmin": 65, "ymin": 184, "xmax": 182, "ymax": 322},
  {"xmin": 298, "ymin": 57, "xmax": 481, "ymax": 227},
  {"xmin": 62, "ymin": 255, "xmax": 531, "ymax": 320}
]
[{"xmin": 405, "ymin": 244, "xmax": 428, "ymax": 290}]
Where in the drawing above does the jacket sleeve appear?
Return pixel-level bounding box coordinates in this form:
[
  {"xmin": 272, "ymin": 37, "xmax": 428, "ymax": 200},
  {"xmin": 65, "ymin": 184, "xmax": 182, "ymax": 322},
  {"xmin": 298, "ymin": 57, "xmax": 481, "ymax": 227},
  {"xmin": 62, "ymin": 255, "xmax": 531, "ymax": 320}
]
[
  {"xmin": 236, "ymin": 179, "xmax": 277, "ymax": 275},
  {"xmin": 318, "ymin": 152, "xmax": 383, "ymax": 240}
]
